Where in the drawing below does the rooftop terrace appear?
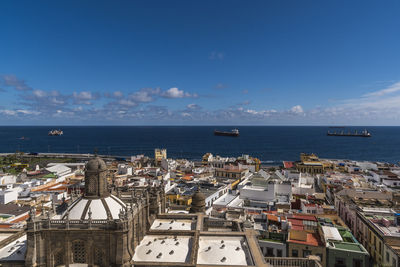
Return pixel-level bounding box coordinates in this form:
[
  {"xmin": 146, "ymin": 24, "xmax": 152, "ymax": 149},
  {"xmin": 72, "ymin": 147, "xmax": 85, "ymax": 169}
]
[
  {"xmin": 197, "ymin": 236, "xmax": 252, "ymax": 265},
  {"xmin": 132, "ymin": 235, "xmax": 192, "ymax": 263}
]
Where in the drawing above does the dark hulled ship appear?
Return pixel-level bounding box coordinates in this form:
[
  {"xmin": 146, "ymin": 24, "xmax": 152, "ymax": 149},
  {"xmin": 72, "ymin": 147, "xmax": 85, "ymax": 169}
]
[
  {"xmin": 214, "ymin": 129, "xmax": 240, "ymax": 137},
  {"xmin": 327, "ymin": 129, "xmax": 371, "ymax": 137}
]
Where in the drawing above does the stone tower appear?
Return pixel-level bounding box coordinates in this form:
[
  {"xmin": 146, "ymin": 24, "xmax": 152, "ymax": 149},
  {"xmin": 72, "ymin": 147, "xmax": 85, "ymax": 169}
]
[
  {"xmin": 85, "ymin": 157, "xmax": 109, "ymax": 198},
  {"xmin": 190, "ymin": 187, "xmax": 206, "ymax": 213}
]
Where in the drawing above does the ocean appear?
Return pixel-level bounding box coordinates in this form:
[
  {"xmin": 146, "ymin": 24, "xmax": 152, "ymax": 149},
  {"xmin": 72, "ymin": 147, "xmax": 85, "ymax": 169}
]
[{"xmin": 0, "ymin": 126, "xmax": 399, "ymax": 163}]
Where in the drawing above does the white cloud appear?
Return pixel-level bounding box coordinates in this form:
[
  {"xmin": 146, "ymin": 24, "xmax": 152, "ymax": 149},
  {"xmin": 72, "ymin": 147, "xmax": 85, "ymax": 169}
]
[
  {"xmin": 181, "ymin": 112, "xmax": 191, "ymax": 117},
  {"xmin": 118, "ymin": 99, "xmax": 137, "ymax": 107},
  {"xmin": 113, "ymin": 91, "xmax": 123, "ymax": 98},
  {"xmin": 162, "ymin": 87, "xmax": 196, "ymax": 99},
  {"xmin": 289, "ymin": 105, "xmax": 304, "ymax": 114},
  {"xmin": 187, "ymin": 103, "xmax": 200, "ymax": 110},
  {"xmin": 0, "ymin": 75, "xmax": 32, "ymax": 91},
  {"xmin": 33, "ymin": 90, "xmax": 47, "ymax": 98},
  {"xmin": 129, "ymin": 88, "xmax": 160, "ymax": 102},
  {"xmin": 16, "ymin": 109, "xmax": 40, "ymax": 115},
  {"xmin": 0, "ymin": 109, "xmax": 40, "ymax": 116},
  {"xmin": 163, "ymin": 87, "xmax": 185, "ymax": 98},
  {"xmin": 72, "ymin": 91, "xmax": 98, "ymax": 105},
  {"xmin": 0, "ymin": 110, "xmax": 16, "ymax": 115},
  {"xmin": 363, "ymin": 81, "xmax": 400, "ymax": 97}
]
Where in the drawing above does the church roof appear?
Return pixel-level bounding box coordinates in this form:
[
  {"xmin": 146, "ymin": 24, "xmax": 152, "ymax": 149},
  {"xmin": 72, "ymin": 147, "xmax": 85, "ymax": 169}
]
[{"xmin": 62, "ymin": 195, "xmax": 126, "ymax": 220}]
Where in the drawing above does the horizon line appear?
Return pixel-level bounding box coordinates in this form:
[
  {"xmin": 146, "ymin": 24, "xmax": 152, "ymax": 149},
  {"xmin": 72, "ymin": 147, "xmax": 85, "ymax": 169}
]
[{"xmin": 0, "ymin": 125, "xmax": 397, "ymax": 127}]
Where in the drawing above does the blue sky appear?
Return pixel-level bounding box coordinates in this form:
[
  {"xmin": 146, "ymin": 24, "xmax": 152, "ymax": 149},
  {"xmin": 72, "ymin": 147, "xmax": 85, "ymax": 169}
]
[{"xmin": 1, "ymin": 0, "xmax": 400, "ymax": 125}]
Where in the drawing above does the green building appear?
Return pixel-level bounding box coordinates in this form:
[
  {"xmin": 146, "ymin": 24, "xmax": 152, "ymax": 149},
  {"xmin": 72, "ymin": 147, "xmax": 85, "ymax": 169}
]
[{"xmin": 324, "ymin": 225, "xmax": 369, "ymax": 267}]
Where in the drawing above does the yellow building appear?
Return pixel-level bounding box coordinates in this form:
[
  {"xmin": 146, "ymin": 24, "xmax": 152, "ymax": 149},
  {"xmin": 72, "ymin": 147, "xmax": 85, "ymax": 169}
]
[
  {"xmin": 214, "ymin": 166, "xmax": 249, "ymax": 179},
  {"xmin": 202, "ymin": 153, "xmax": 213, "ymax": 166},
  {"xmin": 154, "ymin": 148, "xmax": 167, "ymax": 166},
  {"xmin": 296, "ymin": 153, "xmax": 324, "ymax": 174},
  {"xmin": 167, "ymin": 193, "xmax": 192, "ymax": 206},
  {"xmin": 253, "ymin": 157, "xmax": 261, "ymax": 172}
]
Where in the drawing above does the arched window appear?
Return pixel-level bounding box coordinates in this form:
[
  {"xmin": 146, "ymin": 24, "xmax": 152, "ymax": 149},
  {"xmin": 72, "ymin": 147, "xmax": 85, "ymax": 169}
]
[
  {"xmin": 54, "ymin": 250, "xmax": 64, "ymax": 267},
  {"xmin": 72, "ymin": 240, "xmax": 86, "ymax": 263},
  {"xmin": 94, "ymin": 248, "xmax": 104, "ymax": 266}
]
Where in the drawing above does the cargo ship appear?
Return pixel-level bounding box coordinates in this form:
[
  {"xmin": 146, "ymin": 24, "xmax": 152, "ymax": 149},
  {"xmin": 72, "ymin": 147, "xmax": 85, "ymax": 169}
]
[
  {"xmin": 214, "ymin": 129, "xmax": 239, "ymax": 137},
  {"xmin": 327, "ymin": 129, "xmax": 371, "ymax": 137}
]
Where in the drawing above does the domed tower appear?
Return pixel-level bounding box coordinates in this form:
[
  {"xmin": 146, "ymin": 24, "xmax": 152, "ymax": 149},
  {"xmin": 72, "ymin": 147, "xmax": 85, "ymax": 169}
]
[
  {"xmin": 190, "ymin": 187, "xmax": 206, "ymax": 213},
  {"xmin": 25, "ymin": 157, "xmax": 135, "ymax": 267},
  {"xmin": 85, "ymin": 157, "xmax": 109, "ymax": 198},
  {"xmin": 61, "ymin": 157, "xmax": 125, "ymax": 221}
]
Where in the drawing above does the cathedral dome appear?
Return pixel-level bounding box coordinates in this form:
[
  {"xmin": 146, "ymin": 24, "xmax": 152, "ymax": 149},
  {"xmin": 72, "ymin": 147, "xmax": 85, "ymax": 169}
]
[
  {"xmin": 62, "ymin": 195, "xmax": 126, "ymax": 220},
  {"xmin": 86, "ymin": 157, "xmax": 107, "ymax": 172},
  {"xmin": 62, "ymin": 156, "xmax": 126, "ymax": 220}
]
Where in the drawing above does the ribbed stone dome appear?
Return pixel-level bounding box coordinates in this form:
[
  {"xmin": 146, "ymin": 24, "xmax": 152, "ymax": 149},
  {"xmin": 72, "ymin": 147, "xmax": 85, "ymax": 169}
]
[
  {"xmin": 63, "ymin": 195, "xmax": 126, "ymax": 220},
  {"xmin": 86, "ymin": 157, "xmax": 107, "ymax": 172},
  {"xmin": 63, "ymin": 157, "xmax": 125, "ymax": 220}
]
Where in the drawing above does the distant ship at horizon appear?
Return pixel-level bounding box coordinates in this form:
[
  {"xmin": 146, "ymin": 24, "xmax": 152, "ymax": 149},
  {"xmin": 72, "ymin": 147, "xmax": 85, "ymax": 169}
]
[
  {"xmin": 214, "ymin": 129, "xmax": 239, "ymax": 137},
  {"xmin": 327, "ymin": 129, "xmax": 371, "ymax": 137},
  {"xmin": 48, "ymin": 129, "xmax": 63, "ymax": 136}
]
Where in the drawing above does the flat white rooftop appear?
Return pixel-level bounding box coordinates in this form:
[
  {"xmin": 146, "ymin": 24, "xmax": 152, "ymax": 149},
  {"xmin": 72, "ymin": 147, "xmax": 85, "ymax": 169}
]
[
  {"xmin": 0, "ymin": 234, "xmax": 26, "ymax": 261},
  {"xmin": 242, "ymin": 185, "xmax": 267, "ymax": 191},
  {"xmin": 0, "ymin": 233, "xmax": 13, "ymax": 242},
  {"xmin": 227, "ymin": 196, "xmax": 244, "ymax": 208},
  {"xmin": 322, "ymin": 226, "xmax": 343, "ymax": 242},
  {"xmin": 197, "ymin": 236, "xmax": 252, "ymax": 265},
  {"xmin": 133, "ymin": 235, "xmax": 192, "ymax": 263},
  {"xmin": 150, "ymin": 219, "xmax": 194, "ymax": 231},
  {"xmin": 213, "ymin": 193, "xmax": 237, "ymax": 206}
]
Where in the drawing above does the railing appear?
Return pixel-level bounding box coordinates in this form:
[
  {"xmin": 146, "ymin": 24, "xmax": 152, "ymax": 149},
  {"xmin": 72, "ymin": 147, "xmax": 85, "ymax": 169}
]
[
  {"xmin": 265, "ymin": 257, "xmax": 323, "ymax": 267},
  {"xmin": 27, "ymin": 218, "xmax": 131, "ymax": 231}
]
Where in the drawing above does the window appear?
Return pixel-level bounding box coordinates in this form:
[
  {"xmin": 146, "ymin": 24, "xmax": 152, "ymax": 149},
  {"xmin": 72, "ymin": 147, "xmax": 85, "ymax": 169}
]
[
  {"xmin": 303, "ymin": 250, "xmax": 311, "ymax": 258},
  {"xmin": 386, "ymin": 252, "xmax": 390, "ymax": 262},
  {"xmin": 393, "ymin": 257, "xmax": 396, "ymax": 267},
  {"xmin": 94, "ymin": 248, "xmax": 103, "ymax": 266},
  {"xmin": 353, "ymin": 259, "xmax": 362, "ymax": 267},
  {"xmin": 277, "ymin": 249, "xmax": 282, "ymax": 257},
  {"xmin": 72, "ymin": 240, "xmax": 86, "ymax": 263},
  {"xmin": 292, "ymin": 249, "xmax": 298, "ymax": 257},
  {"xmin": 54, "ymin": 251, "xmax": 63, "ymax": 267},
  {"xmin": 335, "ymin": 257, "xmax": 346, "ymax": 267},
  {"xmin": 267, "ymin": 248, "xmax": 274, "ymax": 257}
]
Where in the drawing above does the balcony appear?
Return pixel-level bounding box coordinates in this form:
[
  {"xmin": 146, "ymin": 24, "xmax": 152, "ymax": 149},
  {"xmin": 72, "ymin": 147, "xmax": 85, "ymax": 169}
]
[{"xmin": 265, "ymin": 257, "xmax": 323, "ymax": 267}]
